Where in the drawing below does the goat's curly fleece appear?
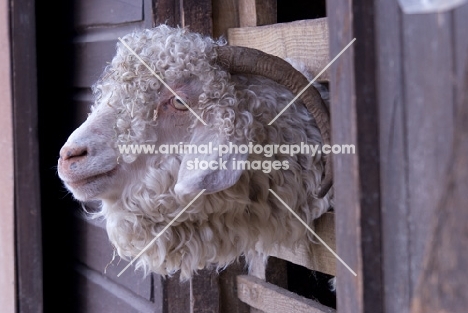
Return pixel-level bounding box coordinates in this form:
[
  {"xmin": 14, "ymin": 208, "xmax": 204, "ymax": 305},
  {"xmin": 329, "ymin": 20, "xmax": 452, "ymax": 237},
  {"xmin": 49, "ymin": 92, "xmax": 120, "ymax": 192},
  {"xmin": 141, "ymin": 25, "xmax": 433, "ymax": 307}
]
[{"xmin": 91, "ymin": 25, "xmax": 333, "ymax": 279}]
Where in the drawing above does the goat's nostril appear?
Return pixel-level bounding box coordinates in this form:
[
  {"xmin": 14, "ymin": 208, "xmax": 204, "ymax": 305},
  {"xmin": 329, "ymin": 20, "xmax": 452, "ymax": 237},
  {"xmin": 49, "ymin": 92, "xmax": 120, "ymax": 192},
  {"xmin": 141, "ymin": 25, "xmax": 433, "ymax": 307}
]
[{"xmin": 61, "ymin": 146, "xmax": 88, "ymax": 161}]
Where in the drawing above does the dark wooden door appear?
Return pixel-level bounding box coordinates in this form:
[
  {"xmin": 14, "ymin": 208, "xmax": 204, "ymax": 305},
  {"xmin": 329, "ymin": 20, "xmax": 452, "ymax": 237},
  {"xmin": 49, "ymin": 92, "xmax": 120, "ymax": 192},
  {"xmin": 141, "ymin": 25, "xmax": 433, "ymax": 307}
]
[{"xmin": 38, "ymin": 1, "xmax": 224, "ymax": 312}]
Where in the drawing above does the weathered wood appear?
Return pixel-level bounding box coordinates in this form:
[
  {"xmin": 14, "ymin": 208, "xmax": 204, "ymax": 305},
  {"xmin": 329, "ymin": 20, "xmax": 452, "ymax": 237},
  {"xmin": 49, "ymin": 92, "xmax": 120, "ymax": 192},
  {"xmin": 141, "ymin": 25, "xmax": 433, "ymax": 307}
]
[
  {"xmin": 402, "ymin": 12, "xmax": 454, "ymax": 295},
  {"xmin": 74, "ymin": 0, "xmax": 144, "ymax": 28},
  {"xmin": 74, "ymin": 263, "xmax": 157, "ymax": 313},
  {"xmin": 0, "ymin": 0, "xmax": 15, "ymax": 311},
  {"xmin": 375, "ymin": 1, "xmax": 410, "ymax": 313},
  {"xmin": 73, "ymin": 214, "xmax": 153, "ymax": 301},
  {"xmin": 454, "ymin": 3, "xmax": 468, "ymax": 118},
  {"xmin": 238, "ymin": 0, "xmax": 276, "ymax": 27},
  {"xmin": 265, "ymin": 213, "xmax": 336, "ymax": 276},
  {"xmin": 182, "ymin": 0, "xmax": 213, "ymax": 35},
  {"xmin": 410, "ymin": 56, "xmax": 468, "ymax": 313},
  {"xmin": 351, "ymin": 1, "xmax": 384, "ymax": 312},
  {"xmin": 154, "ymin": 0, "xmax": 180, "ymax": 28},
  {"xmin": 238, "ymin": 0, "xmax": 256, "ymax": 27},
  {"xmin": 11, "ymin": 0, "xmax": 44, "ymax": 312},
  {"xmin": 264, "ymin": 257, "xmax": 288, "ymax": 290},
  {"xmin": 326, "ymin": 0, "xmax": 363, "ymax": 311},
  {"xmin": 37, "ymin": 1, "xmax": 159, "ymax": 311},
  {"xmin": 213, "ymin": 0, "xmax": 275, "ymax": 39},
  {"xmin": 212, "ymin": 0, "xmax": 239, "ymax": 39},
  {"xmin": 228, "ymin": 19, "xmax": 330, "ymax": 81},
  {"xmin": 255, "ymin": 0, "xmax": 277, "ymax": 26},
  {"xmin": 245, "ymin": 255, "xmax": 287, "ymax": 313},
  {"xmin": 191, "ymin": 268, "xmax": 221, "ymax": 313},
  {"xmin": 73, "ymin": 40, "xmax": 118, "ymax": 88},
  {"xmin": 237, "ymin": 275, "xmax": 335, "ymax": 313},
  {"xmin": 219, "ymin": 259, "xmax": 250, "ymax": 313},
  {"xmin": 164, "ymin": 272, "xmax": 191, "ymax": 313},
  {"xmin": 154, "ymin": 0, "xmax": 212, "ymax": 35}
]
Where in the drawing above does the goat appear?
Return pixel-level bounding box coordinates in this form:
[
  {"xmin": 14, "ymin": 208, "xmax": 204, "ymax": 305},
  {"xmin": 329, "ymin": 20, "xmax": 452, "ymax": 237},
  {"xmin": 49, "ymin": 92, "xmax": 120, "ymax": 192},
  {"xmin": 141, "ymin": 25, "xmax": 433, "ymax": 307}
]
[{"xmin": 57, "ymin": 25, "xmax": 333, "ymax": 279}]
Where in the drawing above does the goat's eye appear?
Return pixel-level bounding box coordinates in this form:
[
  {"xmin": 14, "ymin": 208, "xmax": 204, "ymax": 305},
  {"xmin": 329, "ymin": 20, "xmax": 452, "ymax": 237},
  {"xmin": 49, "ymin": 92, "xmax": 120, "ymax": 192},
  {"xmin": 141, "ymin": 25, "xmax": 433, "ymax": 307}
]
[{"xmin": 171, "ymin": 97, "xmax": 189, "ymax": 111}]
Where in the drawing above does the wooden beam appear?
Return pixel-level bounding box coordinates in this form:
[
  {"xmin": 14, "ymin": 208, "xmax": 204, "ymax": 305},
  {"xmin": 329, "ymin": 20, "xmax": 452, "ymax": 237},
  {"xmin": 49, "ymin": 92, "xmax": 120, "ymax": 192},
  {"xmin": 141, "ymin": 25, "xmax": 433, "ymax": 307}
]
[
  {"xmin": 213, "ymin": 0, "xmax": 239, "ymax": 38},
  {"xmin": 326, "ymin": 0, "xmax": 368, "ymax": 311},
  {"xmin": 219, "ymin": 259, "xmax": 250, "ymax": 313},
  {"xmin": 238, "ymin": 0, "xmax": 276, "ymax": 27},
  {"xmin": 255, "ymin": 0, "xmax": 277, "ymax": 26},
  {"xmin": 266, "ymin": 213, "xmax": 336, "ymax": 276},
  {"xmin": 237, "ymin": 275, "xmax": 335, "ymax": 313},
  {"xmin": 410, "ymin": 54, "xmax": 468, "ymax": 313},
  {"xmin": 154, "ymin": 0, "xmax": 180, "ymax": 28},
  {"xmin": 228, "ymin": 18, "xmax": 330, "ymax": 82},
  {"xmin": 238, "ymin": 0, "xmax": 256, "ymax": 27},
  {"xmin": 374, "ymin": 1, "xmax": 411, "ymax": 312},
  {"xmin": 181, "ymin": 0, "xmax": 213, "ymax": 35},
  {"xmin": 191, "ymin": 269, "xmax": 221, "ymax": 313},
  {"xmin": 213, "ymin": 0, "xmax": 276, "ymax": 39},
  {"xmin": 11, "ymin": 0, "xmax": 44, "ymax": 311},
  {"xmin": 0, "ymin": 0, "xmax": 15, "ymax": 311},
  {"xmin": 351, "ymin": 1, "xmax": 384, "ymax": 311}
]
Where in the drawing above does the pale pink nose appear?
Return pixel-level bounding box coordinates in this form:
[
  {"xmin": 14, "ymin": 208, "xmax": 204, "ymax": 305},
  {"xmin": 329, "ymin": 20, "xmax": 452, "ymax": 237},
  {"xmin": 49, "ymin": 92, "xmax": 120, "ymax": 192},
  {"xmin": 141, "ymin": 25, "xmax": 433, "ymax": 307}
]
[{"xmin": 60, "ymin": 145, "xmax": 88, "ymax": 163}]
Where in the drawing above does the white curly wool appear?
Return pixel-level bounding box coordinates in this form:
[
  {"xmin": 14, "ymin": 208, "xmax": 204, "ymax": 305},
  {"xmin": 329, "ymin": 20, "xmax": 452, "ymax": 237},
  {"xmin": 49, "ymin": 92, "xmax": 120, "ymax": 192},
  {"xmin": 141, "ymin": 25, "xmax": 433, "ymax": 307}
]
[{"xmin": 58, "ymin": 25, "xmax": 333, "ymax": 280}]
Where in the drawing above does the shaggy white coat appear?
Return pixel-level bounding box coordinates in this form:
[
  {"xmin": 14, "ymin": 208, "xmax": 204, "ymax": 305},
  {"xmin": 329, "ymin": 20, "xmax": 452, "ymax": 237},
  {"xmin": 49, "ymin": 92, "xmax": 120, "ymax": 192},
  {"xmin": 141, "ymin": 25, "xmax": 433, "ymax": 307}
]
[{"xmin": 58, "ymin": 25, "xmax": 333, "ymax": 280}]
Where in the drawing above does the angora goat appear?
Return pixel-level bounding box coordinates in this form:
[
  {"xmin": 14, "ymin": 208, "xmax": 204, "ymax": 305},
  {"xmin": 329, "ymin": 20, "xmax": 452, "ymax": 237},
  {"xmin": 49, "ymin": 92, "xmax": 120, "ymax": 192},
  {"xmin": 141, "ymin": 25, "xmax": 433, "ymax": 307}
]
[{"xmin": 57, "ymin": 25, "xmax": 333, "ymax": 279}]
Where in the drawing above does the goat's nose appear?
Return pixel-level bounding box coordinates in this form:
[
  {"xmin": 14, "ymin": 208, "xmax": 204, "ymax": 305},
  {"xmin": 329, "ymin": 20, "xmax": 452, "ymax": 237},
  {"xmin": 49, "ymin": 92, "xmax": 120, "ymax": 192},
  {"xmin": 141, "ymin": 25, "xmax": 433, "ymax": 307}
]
[{"xmin": 60, "ymin": 145, "xmax": 88, "ymax": 162}]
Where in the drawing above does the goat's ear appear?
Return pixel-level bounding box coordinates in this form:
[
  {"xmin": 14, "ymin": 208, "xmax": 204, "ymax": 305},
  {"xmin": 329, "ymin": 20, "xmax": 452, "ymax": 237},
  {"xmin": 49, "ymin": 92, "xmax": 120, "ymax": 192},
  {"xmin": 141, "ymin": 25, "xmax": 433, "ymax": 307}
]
[{"xmin": 174, "ymin": 128, "xmax": 248, "ymax": 196}]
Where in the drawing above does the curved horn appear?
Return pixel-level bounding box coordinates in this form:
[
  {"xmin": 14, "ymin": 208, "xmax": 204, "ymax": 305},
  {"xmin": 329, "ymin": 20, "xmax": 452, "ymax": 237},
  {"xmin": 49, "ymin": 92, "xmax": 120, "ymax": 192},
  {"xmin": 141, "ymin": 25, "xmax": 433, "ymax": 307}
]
[{"xmin": 215, "ymin": 45, "xmax": 332, "ymax": 198}]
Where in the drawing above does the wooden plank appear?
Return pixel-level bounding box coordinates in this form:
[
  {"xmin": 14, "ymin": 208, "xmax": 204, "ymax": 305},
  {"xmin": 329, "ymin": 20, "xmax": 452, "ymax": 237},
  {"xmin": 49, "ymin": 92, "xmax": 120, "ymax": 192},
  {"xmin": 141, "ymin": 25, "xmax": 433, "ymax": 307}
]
[
  {"xmin": 247, "ymin": 254, "xmax": 267, "ymax": 313},
  {"xmin": 74, "ymin": 0, "xmax": 144, "ymax": 28},
  {"xmin": 453, "ymin": 3, "xmax": 468, "ymax": 118},
  {"xmin": 255, "ymin": 0, "xmax": 277, "ymax": 26},
  {"xmin": 143, "ymin": 0, "xmax": 154, "ymax": 28},
  {"xmin": 74, "ymin": 263, "xmax": 157, "ymax": 313},
  {"xmin": 266, "ymin": 213, "xmax": 336, "ymax": 276},
  {"xmin": 410, "ymin": 56, "xmax": 468, "ymax": 313},
  {"xmin": 237, "ymin": 275, "xmax": 335, "ymax": 313},
  {"xmin": 238, "ymin": 0, "xmax": 257, "ymax": 27},
  {"xmin": 238, "ymin": 0, "xmax": 276, "ymax": 27},
  {"xmin": 326, "ymin": 0, "xmax": 363, "ymax": 311},
  {"xmin": 410, "ymin": 6, "xmax": 468, "ymax": 312},
  {"xmin": 0, "ymin": 0, "xmax": 15, "ymax": 311},
  {"xmin": 402, "ymin": 12, "xmax": 454, "ymax": 295},
  {"xmin": 11, "ymin": 0, "xmax": 44, "ymax": 312},
  {"xmin": 219, "ymin": 259, "xmax": 250, "ymax": 313},
  {"xmin": 182, "ymin": 0, "xmax": 213, "ymax": 35},
  {"xmin": 191, "ymin": 269, "xmax": 221, "ymax": 313},
  {"xmin": 73, "ymin": 40, "xmax": 118, "ymax": 88},
  {"xmin": 374, "ymin": 1, "xmax": 410, "ymax": 313},
  {"xmin": 264, "ymin": 257, "xmax": 288, "ymax": 290},
  {"xmin": 351, "ymin": 1, "xmax": 384, "ymax": 312},
  {"xmin": 164, "ymin": 272, "xmax": 191, "ymax": 313},
  {"xmin": 212, "ymin": 0, "xmax": 240, "ymax": 39},
  {"xmin": 154, "ymin": 0, "xmax": 181, "ymax": 28},
  {"xmin": 73, "ymin": 215, "xmax": 153, "ymax": 301},
  {"xmin": 228, "ymin": 19, "xmax": 330, "ymax": 82}
]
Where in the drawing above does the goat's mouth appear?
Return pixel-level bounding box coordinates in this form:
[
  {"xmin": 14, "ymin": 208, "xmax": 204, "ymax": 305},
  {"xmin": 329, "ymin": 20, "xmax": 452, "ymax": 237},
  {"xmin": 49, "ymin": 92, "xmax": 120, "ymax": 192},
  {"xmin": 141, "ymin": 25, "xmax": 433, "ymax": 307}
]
[{"xmin": 64, "ymin": 167, "xmax": 118, "ymax": 190}]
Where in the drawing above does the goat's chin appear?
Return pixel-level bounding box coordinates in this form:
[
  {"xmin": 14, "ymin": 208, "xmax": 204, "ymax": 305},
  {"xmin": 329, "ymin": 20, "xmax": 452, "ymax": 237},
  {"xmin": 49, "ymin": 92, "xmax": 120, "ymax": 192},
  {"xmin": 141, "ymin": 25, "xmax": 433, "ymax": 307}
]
[{"xmin": 64, "ymin": 169, "xmax": 119, "ymax": 201}]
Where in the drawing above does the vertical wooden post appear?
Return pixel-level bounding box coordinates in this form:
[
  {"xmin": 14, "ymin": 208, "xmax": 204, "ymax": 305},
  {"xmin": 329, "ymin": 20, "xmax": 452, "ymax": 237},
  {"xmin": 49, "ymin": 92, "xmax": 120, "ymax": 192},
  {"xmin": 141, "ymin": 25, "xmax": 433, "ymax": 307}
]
[
  {"xmin": 0, "ymin": 0, "xmax": 15, "ymax": 312},
  {"xmin": 410, "ymin": 59, "xmax": 468, "ymax": 313},
  {"xmin": 327, "ymin": 0, "xmax": 384, "ymax": 312},
  {"xmin": 11, "ymin": 0, "xmax": 44, "ymax": 312}
]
